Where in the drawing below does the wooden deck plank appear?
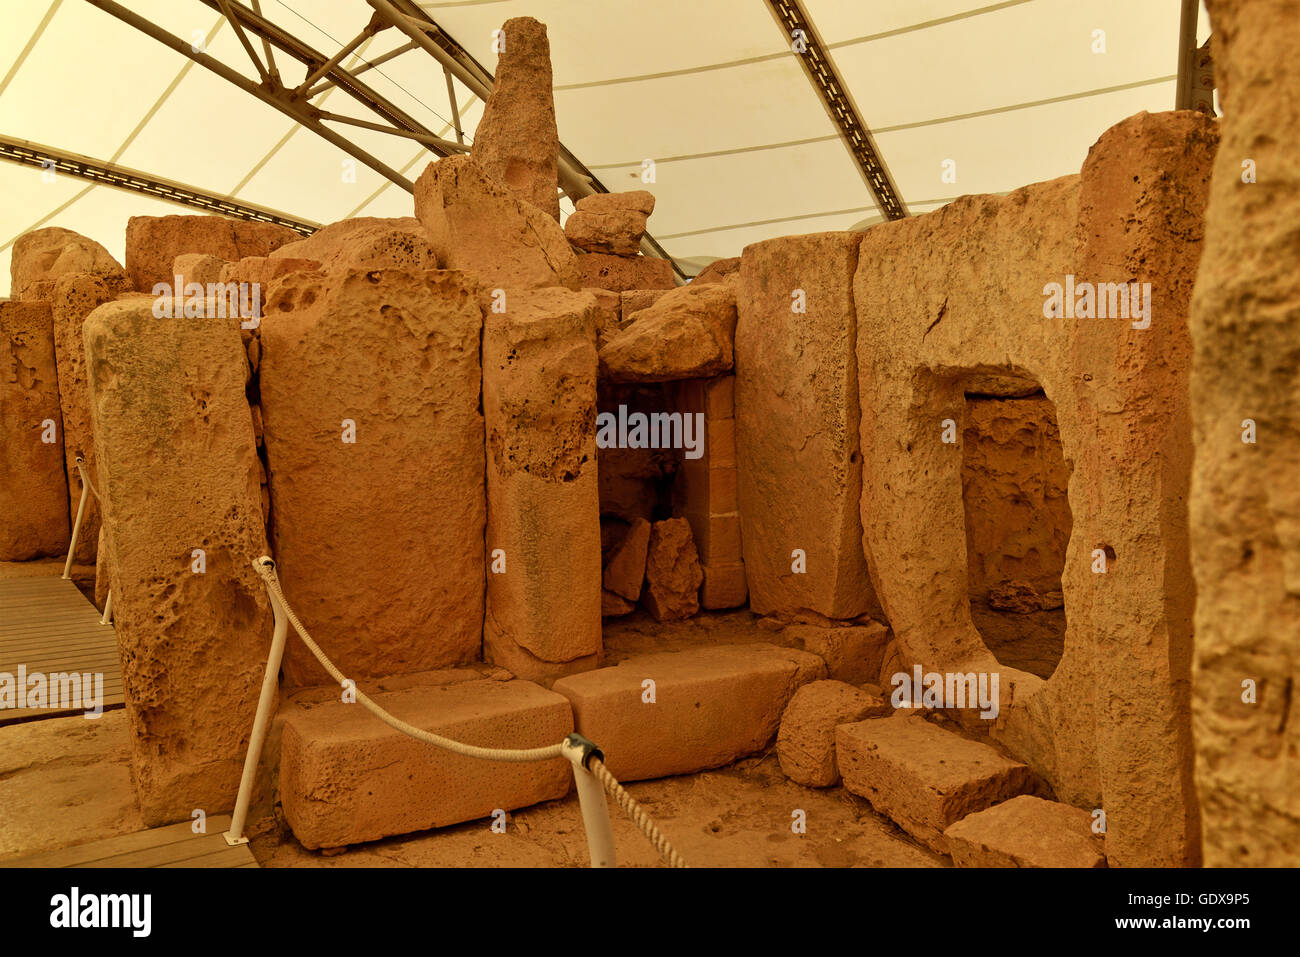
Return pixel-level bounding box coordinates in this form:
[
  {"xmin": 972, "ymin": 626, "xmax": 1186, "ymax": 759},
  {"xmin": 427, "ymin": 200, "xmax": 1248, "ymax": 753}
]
[
  {"xmin": 1, "ymin": 816, "xmax": 238, "ymax": 868},
  {"xmin": 0, "ymin": 578, "xmax": 123, "ymax": 725}
]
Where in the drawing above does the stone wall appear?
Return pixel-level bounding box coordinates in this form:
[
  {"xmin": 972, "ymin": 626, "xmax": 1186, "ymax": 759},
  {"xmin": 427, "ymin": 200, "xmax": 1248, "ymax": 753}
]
[
  {"xmin": 1190, "ymin": 0, "xmax": 1300, "ymax": 867},
  {"xmin": 259, "ymin": 268, "xmax": 487, "ymax": 686},
  {"xmin": 853, "ymin": 111, "xmax": 1217, "ymax": 866}
]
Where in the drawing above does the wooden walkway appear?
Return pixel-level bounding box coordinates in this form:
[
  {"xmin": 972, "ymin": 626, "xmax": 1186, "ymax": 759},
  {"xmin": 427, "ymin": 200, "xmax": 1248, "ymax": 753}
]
[
  {"xmin": 0, "ymin": 576, "xmax": 125, "ymax": 723},
  {"xmin": 0, "ymin": 815, "xmax": 258, "ymax": 868}
]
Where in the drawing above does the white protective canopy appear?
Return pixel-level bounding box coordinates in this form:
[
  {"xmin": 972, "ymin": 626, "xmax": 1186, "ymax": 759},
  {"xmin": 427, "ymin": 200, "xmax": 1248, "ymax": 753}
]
[{"xmin": 0, "ymin": 0, "xmax": 1213, "ymax": 295}]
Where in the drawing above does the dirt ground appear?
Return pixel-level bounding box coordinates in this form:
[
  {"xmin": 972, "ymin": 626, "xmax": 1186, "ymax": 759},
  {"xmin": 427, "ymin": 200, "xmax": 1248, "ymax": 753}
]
[{"xmin": 0, "ymin": 708, "xmax": 944, "ymax": 868}]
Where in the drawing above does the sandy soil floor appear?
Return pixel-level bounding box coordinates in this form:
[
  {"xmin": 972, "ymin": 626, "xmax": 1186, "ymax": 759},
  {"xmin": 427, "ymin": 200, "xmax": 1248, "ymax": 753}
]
[{"xmin": 0, "ymin": 709, "xmax": 944, "ymax": 868}]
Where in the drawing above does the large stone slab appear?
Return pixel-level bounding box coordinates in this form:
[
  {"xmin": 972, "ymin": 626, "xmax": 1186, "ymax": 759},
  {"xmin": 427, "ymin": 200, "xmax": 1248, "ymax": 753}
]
[
  {"xmin": 600, "ymin": 282, "xmax": 736, "ymax": 383},
  {"xmin": 125, "ymin": 215, "xmax": 300, "ymax": 292},
  {"xmin": 268, "ymin": 216, "xmax": 438, "ymax": 272},
  {"xmin": 280, "ymin": 677, "xmax": 573, "ymax": 849},
  {"xmin": 11, "ymin": 226, "xmax": 125, "ymax": 300},
  {"xmin": 50, "ymin": 275, "xmax": 119, "ymax": 563},
  {"xmin": 470, "ymin": 17, "xmax": 561, "ymax": 220},
  {"xmin": 415, "ymin": 155, "xmax": 578, "ymax": 290},
  {"xmin": 1191, "ymin": 0, "xmax": 1300, "ymax": 868},
  {"xmin": 736, "ymin": 232, "xmax": 875, "ymax": 620},
  {"xmin": 836, "ymin": 716, "xmax": 1033, "ymax": 854},
  {"xmin": 259, "ymin": 268, "xmax": 485, "ymax": 686},
  {"xmin": 0, "ymin": 300, "xmax": 69, "ymax": 559},
  {"xmin": 943, "ymin": 795, "xmax": 1106, "ymax": 868},
  {"xmin": 83, "ymin": 299, "xmax": 272, "ymax": 825},
  {"xmin": 552, "ymin": 643, "xmax": 826, "ymax": 781},
  {"xmin": 482, "ymin": 288, "xmax": 602, "ymax": 680}
]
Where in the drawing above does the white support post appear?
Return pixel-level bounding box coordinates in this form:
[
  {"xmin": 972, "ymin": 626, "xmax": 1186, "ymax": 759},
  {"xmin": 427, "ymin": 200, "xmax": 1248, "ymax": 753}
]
[
  {"xmin": 560, "ymin": 735, "xmax": 617, "ymax": 868},
  {"xmin": 63, "ymin": 478, "xmax": 89, "ymax": 580},
  {"xmin": 99, "ymin": 589, "xmax": 113, "ymax": 626},
  {"xmin": 224, "ymin": 556, "xmax": 289, "ymax": 846}
]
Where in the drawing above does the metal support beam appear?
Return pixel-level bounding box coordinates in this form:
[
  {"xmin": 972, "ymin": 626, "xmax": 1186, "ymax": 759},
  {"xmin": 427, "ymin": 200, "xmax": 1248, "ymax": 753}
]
[
  {"xmin": 765, "ymin": 0, "xmax": 908, "ymax": 220},
  {"xmin": 85, "ymin": 0, "xmax": 416, "ymax": 190},
  {"xmin": 0, "ymin": 133, "xmax": 319, "ymax": 234},
  {"xmin": 1175, "ymin": 0, "xmax": 1199, "ymax": 110}
]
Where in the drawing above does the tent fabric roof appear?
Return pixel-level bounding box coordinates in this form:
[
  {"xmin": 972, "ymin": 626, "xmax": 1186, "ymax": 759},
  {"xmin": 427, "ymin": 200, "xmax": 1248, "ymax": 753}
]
[{"xmin": 0, "ymin": 0, "xmax": 1212, "ymax": 296}]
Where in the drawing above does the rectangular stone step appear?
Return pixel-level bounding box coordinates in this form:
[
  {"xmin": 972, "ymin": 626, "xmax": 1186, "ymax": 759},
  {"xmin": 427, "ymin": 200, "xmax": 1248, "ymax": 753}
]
[
  {"xmin": 943, "ymin": 794, "xmax": 1107, "ymax": 867},
  {"xmin": 280, "ymin": 677, "xmax": 573, "ymax": 850},
  {"xmin": 836, "ymin": 715, "xmax": 1034, "ymax": 854},
  {"xmin": 552, "ymin": 643, "xmax": 825, "ymax": 782}
]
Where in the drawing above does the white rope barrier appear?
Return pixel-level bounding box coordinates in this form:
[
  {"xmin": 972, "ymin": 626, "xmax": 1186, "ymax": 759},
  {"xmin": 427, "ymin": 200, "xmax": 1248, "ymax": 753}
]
[{"xmin": 225, "ymin": 556, "xmax": 688, "ymax": 868}]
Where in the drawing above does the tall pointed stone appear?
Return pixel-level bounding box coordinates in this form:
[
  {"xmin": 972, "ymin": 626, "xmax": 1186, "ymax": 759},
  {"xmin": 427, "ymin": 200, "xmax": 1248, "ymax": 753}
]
[{"xmin": 471, "ymin": 17, "xmax": 561, "ymax": 220}]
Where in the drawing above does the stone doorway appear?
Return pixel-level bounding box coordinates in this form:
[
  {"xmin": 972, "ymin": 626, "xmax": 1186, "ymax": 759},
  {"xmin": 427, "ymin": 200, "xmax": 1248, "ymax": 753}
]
[{"xmin": 960, "ymin": 389, "xmax": 1072, "ymax": 679}]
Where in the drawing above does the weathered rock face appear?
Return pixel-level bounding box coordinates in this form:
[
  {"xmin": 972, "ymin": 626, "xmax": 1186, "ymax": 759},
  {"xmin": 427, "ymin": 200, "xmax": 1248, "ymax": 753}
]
[
  {"xmin": 692, "ymin": 257, "xmax": 740, "ymax": 285},
  {"xmin": 943, "ymin": 795, "xmax": 1106, "ymax": 868},
  {"xmin": 1190, "ymin": 0, "xmax": 1300, "ymax": 868},
  {"xmin": 171, "ymin": 253, "xmax": 227, "ymax": 288},
  {"xmin": 564, "ymin": 191, "xmax": 655, "ymax": 256},
  {"xmin": 837, "ymin": 715, "xmax": 1035, "ymax": 854},
  {"xmin": 736, "ymin": 231, "xmax": 874, "ymax": 621},
  {"xmin": 574, "ymin": 253, "xmax": 675, "ymax": 292},
  {"xmin": 482, "ymin": 288, "xmax": 602, "ymax": 680},
  {"xmin": 643, "ymin": 518, "xmax": 703, "ymax": 621},
  {"xmin": 280, "ymin": 676, "xmax": 573, "ymax": 850},
  {"xmin": 11, "ymin": 227, "xmax": 125, "ymax": 300},
  {"xmin": 416, "ymin": 155, "xmax": 578, "ymax": 290},
  {"xmin": 853, "ymin": 111, "xmax": 1216, "ymax": 866},
  {"xmin": 603, "ymin": 517, "xmax": 650, "ymax": 601},
  {"xmin": 962, "ymin": 395, "xmax": 1071, "ymax": 679},
  {"xmin": 259, "ymin": 269, "xmax": 486, "ymax": 686},
  {"xmin": 0, "ymin": 300, "xmax": 69, "ymax": 559},
  {"xmin": 269, "ymin": 217, "xmax": 439, "ymax": 273},
  {"xmin": 82, "ymin": 299, "xmax": 271, "ymax": 825},
  {"xmin": 599, "ymin": 283, "xmax": 736, "ymax": 383},
  {"xmin": 50, "ymin": 275, "xmax": 120, "ymax": 563},
  {"xmin": 471, "ymin": 17, "xmax": 561, "ymax": 220},
  {"xmin": 777, "ymin": 680, "xmax": 888, "ymax": 787},
  {"xmin": 781, "ymin": 621, "xmax": 891, "ymax": 686},
  {"xmin": 124, "ymin": 215, "xmax": 300, "ymax": 292},
  {"xmin": 553, "ymin": 643, "xmax": 826, "ymax": 781}
]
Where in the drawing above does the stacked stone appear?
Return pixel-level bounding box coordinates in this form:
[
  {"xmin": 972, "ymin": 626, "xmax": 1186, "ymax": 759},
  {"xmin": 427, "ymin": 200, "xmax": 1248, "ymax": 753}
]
[{"xmin": 671, "ymin": 376, "xmax": 746, "ymax": 609}]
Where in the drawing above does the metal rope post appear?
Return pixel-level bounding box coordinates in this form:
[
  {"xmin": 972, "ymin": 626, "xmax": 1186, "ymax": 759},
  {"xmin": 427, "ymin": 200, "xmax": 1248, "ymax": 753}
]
[
  {"xmin": 224, "ymin": 556, "xmax": 290, "ymax": 846},
  {"xmin": 559, "ymin": 734, "xmax": 617, "ymax": 868},
  {"xmin": 99, "ymin": 589, "xmax": 113, "ymax": 626}
]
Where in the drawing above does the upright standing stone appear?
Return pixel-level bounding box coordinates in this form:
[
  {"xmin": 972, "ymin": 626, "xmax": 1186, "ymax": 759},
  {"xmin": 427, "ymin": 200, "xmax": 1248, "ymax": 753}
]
[
  {"xmin": 483, "ymin": 288, "xmax": 602, "ymax": 680},
  {"xmin": 259, "ymin": 268, "xmax": 486, "ymax": 686},
  {"xmin": 471, "ymin": 17, "xmax": 561, "ymax": 220},
  {"xmin": 736, "ymin": 232, "xmax": 875, "ymax": 619},
  {"xmin": 0, "ymin": 300, "xmax": 69, "ymax": 559},
  {"xmin": 415, "ymin": 155, "xmax": 578, "ymax": 291},
  {"xmin": 83, "ymin": 299, "xmax": 272, "ymax": 825},
  {"xmin": 1190, "ymin": 0, "xmax": 1300, "ymax": 867},
  {"xmin": 50, "ymin": 274, "xmax": 118, "ymax": 563}
]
